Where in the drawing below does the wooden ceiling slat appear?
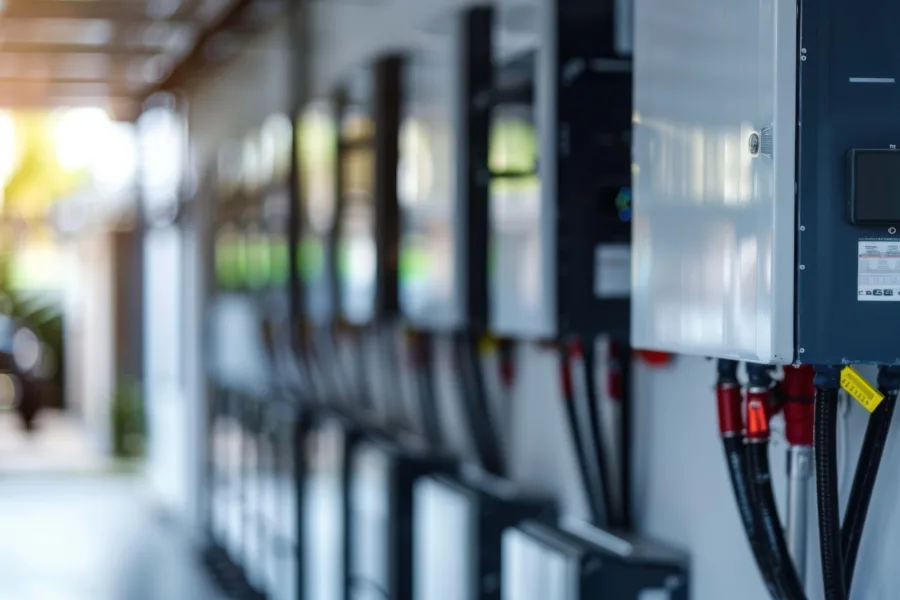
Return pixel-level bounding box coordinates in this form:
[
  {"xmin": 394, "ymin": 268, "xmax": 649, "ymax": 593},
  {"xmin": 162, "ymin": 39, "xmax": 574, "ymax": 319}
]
[
  {"xmin": 0, "ymin": 77, "xmax": 138, "ymax": 94},
  {"xmin": 1, "ymin": 1, "xmax": 191, "ymax": 25},
  {"xmin": 0, "ymin": 0, "xmax": 274, "ymax": 119},
  {"xmin": 0, "ymin": 42, "xmax": 166, "ymax": 57}
]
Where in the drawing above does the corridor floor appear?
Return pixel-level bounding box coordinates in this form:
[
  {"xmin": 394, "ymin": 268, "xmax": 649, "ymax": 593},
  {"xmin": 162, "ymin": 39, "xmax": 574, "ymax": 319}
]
[{"xmin": 0, "ymin": 475, "xmax": 226, "ymax": 600}]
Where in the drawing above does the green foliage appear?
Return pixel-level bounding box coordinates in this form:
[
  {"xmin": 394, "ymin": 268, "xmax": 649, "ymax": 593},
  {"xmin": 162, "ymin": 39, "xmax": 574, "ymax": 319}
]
[
  {"xmin": 3, "ymin": 112, "xmax": 87, "ymax": 219},
  {"xmin": 110, "ymin": 379, "xmax": 145, "ymax": 459}
]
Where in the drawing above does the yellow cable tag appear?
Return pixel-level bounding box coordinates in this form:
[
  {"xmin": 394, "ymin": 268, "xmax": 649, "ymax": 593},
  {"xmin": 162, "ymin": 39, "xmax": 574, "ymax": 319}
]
[
  {"xmin": 841, "ymin": 366, "xmax": 885, "ymax": 413},
  {"xmin": 478, "ymin": 335, "xmax": 499, "ymax": 356}
]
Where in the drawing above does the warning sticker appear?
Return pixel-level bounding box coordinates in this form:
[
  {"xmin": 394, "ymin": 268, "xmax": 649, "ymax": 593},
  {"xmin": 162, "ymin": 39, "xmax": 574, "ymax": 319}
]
[{"xmin": 858, "ymin": 241, "xmax": 900, "ymax": 301}]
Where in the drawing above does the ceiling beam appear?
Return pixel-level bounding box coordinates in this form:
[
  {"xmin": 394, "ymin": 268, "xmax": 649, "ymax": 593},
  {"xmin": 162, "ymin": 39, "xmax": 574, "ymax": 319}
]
[
  {"xmin": 0, "ymin": 81, "xmax": 134, "ymax": 98},
  {"xmin": 0, "ymin": 94, "xmax": 140, "ymax": 121},
  {"xmin": 0, "ymin": 76, "xmax": 138, "ymax": 94},
  {"xmin": 149, "ymin": 0, "xmax": 257, "ymax": 95},
  {"xmin": 1, "ymin": 1, "xmax": 191, "ymax": 25}
]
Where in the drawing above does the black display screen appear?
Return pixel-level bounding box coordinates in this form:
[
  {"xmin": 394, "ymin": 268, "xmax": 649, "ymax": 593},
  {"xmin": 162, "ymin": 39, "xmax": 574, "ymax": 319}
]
[{"xmin": 850, "ymin": 150, "xmax": 900, "ymax": 224}]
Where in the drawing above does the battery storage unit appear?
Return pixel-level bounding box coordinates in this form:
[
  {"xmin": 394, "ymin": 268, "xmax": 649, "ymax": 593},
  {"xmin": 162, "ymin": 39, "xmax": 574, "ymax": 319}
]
[
  {"xmin": 413, "ymin": 472, "xmax": 557, "ymax": 600},
  {"xmin": 348, "ymin": 437, "xmax": 456, "ymax": 600},
  {"xmin": 502, "ymin": 520, "xmax": 689, "ymax": 600},
  {"xmin": 487, "ymin": 0, "xmax": 632, "ymax": 340},
  {"xmin": 301, "ymin": 414, "xmax": 362, "ymax": 600},
  {"xmin": 632, "ymin": 0, "xmax": 900, "ymax": 364}
]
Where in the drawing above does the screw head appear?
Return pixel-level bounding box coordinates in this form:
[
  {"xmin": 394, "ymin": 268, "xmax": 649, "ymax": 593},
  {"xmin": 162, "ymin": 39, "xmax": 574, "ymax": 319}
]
[
  {"xmin": 800, "ymin": 225, "xmax": 806, "ymax": 232},
  {"xmin": 890, "ymin": 227, "xmax": 897, "ymax": 235},
  {"xmin": 799, "ymin": 264, "xmax": 806, "ymax": 270},
  {"xmin": 748, "ymin": 132, "xmax": 761, "ymax": 156},
  {"xmin": 799, "ymin": 348, "xmax": 806, "ymax": 354},
  {"xmin": 801, "ymin": 55, "xmax": 807, "ymax": 62}
]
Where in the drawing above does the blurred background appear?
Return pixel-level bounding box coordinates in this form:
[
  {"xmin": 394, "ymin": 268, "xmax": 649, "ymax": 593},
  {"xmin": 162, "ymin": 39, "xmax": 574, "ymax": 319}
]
[{"xmin": 0, "ymin": 2, "xmax": 897, "ymax": 600}]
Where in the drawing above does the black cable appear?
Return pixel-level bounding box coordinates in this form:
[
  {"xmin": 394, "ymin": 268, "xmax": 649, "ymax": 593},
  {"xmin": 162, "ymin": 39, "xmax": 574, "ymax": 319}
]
[
  {"xmin": 842, "ymin": 366, "xmax": 900, "ymax": 593},
  {"xmin": 716, "ymin": 359, "xmax": 784, "ymax": 600},
  {"xmin": 560, "ymin": 348, "xmax": 604, "ymax": 525},
  {"xmin": 376, "ymin": 323, "xmax": 416, "ymax": 434},
  {"xmin": 465, "ymin": 335, "xmax": 507, "ymax": 473},
  {"xmin": 498, "ymin": 339, "xmax": 516, "ymax": 450},
  {"xmin": 354, "ymin": 327, "xmax": 376, "ymax": 412},
  {"xmin": 814, "ymin": 377, "xmax": 845, "ymax": 600},
  {"xmin": 453, "ymin": 332, "xmax": 505, "ymax": 476},
  {"xmin": 746, "ymin": 440, "xmax": 807, "ymax": 600},
  {"xmin": 414, "ymin": 332, "xmax": 446, "ymax": 450},
  {"xmin": 320, "ymin": 325, "xmax": 347, "ymax": 405},
  {"xmin": 292, "ymin": 408, "xmax": 308, "ymax": 599},
  {"xmin": 581, "ymin": 339, "xmax": 615, "ymax": 529},
  {"xmin": 721, "ymin": 436, "xmax": 784, "ymax": 599}
]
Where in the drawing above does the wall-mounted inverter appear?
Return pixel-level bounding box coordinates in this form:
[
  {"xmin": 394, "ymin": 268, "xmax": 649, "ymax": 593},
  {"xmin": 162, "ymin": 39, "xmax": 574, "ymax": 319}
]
[
  {"xmin": 487, "ymin": 0, "xmax": 632, "ymax": 340},
  {"xmin": 298, "ymin": 100, "xmax": 340, "ymax": 325},
  {"xmin": 398, "ymin": 7, "xmax": 494, "ymax": 333},
  {"xmin": 632, "ymin": 0, "xmax": 900, "ymax": 365},
  {"xmin": 335, "ymin": 57, "xmax": 403, "ymax": 327}
]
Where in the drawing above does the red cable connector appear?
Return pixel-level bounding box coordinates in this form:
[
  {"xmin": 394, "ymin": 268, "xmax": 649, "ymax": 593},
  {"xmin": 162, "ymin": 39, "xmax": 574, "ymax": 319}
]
[
  {"xmin": 560, "ymin": 350, "xmax": 574, "ymax": 401},
  {"xmin": 608, "ymin": 340, "xmax": 623, "ymax": 404},
  {"xmin": 746, "ymin": 388, "xmax": 771, "ymax": 441},
  {"xmin": 716, "ymin": 359, "xmax": 743, "ymax": 437},
  {"xmin": 782, "ymin": 365, "xmax": 816, "ymax": 447},
  {"xmin": 498, "ymin": 339, "xmax": 515, "ymax": 389},
  {"xmin": 716, "ymin": 383, "xmax": 744, "ymax": 436}
]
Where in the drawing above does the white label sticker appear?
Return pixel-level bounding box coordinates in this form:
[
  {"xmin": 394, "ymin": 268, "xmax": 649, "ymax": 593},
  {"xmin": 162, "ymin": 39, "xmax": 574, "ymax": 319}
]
[
  {"xmin": 595, "ymin": 244, "xmax": 631, "ymax": 298},
  {"xmin": 638, "ymin": 590, "xmax": 672, "ymax": 600},
  {"xmin": 858, "ymin": 241, "xmax": 900, "ymax": 301}
]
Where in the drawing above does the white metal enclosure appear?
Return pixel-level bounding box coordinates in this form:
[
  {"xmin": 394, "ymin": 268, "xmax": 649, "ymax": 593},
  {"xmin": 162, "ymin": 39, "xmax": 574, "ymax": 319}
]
[{"xmin": 631, "ymin": 0, "xmax": 798, "ymax": 363}]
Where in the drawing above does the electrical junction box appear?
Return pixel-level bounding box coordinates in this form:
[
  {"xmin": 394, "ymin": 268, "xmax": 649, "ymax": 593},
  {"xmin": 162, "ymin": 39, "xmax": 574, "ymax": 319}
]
[
  {"xmin": 398, "ymin": 7, "xmax": 493, "ymax": 331},
  {"xmin": 298, "ymin": 100, "xmax": 340, "ymax": 325},
  {"xmin": 347, "ymin": 437, "xmax": 456, "ymax": 600},
  {"xmin": 503, "ymin": 519, "xmax": 689, "ymax": 600},
  {"xmin": 487, "ymin": 0, "xmax": 632, "ymax": 340},
  {"xmin": 412, "ymin": 470, "xmax": 556, "ymax": 600},
  {"xmin": 336, "ymin": 57, "xmax": 403, "ymax": 326},
  {"xmin": 632, "ymin": 0, "xmax": 900, "ymax": 364}
]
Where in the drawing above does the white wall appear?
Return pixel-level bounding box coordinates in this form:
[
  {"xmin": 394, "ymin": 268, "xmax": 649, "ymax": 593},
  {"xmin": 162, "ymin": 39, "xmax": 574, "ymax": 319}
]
[
  {"xmin": 178, "ymin": 1, "xmax": 900, "ymax": 598},
  {"xmin": 62, "ymin": 231, "xmax": 115, "ymax": 449}
]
